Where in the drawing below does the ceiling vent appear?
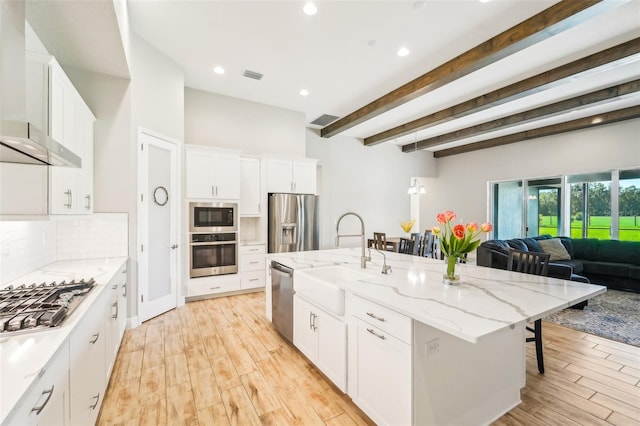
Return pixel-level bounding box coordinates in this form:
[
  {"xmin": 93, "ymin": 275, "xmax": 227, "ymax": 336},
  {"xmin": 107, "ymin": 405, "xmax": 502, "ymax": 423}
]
[
  {"xmin": 243, "ymin": 70, "xmax": 263, "ymax": 80},
  {"xmin": 310, "ymin": 114, "xmax": 340, "ymax": 126}
]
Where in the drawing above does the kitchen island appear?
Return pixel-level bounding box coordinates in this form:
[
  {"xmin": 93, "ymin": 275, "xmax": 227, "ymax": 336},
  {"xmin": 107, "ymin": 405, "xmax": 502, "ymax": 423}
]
[{"xmin": 266, "ymin": 248, "xmax": 606, "ymax": 425}]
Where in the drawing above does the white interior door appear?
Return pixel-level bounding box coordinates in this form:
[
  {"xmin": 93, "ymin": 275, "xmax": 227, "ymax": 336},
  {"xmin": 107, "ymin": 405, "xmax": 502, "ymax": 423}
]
[{"xmin": 138, "ymin": 128, "xmax": 180, "ymax": 322}]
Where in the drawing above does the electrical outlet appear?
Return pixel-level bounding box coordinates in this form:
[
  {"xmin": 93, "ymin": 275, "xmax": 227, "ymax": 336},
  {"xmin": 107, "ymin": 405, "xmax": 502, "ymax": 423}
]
[{"xmin": 426, "ymin": 338, "xmax": 440, "ymax": 356}]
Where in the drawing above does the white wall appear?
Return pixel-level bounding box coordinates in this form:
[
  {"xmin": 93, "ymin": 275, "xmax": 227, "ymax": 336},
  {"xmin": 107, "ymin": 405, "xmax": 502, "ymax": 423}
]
[
  {"xmin": 419, "ymin": 119, "xmax": 640, "ymax": 235},
  {"xmin": 306, "ymin": 130, "xmax": 436, "ymax": 249},
  {"xmin": 185, "ymin": 87, "xmax": 306, "ymax": 156}
]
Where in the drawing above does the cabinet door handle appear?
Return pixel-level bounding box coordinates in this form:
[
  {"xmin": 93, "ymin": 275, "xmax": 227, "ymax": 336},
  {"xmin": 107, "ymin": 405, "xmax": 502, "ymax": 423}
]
[
  {"xmin": 69, "ymin": 190, "xmax": 73, "ymax": 208},
  {"xmin": 309, "ymin": 312, "xmax": 313, "ymax": 330},
  {"xmin": 89, "ymin": 333, "xmax": 100, "ymax": 344},
  {"xmin": 212, "ymin": 186, "xmax": 215, "ymax": 196},
  {"xmin": 89, "ymin": 393, "xmax": 100, "ymax": 410},
  {"xmin": 122, "ymin": 283, "xmax": 127, "ymax": 297},
  {"xmin": 366, "ymin": 312, "xmax": 386, "ymax": 322},
  {"xmin": 171, "ymin": 244, "xmax": 179, "ymax": 249},
  {"xmin": 112, "ymin": 302, "xmax": 118, "ymax": 319},
  {"xmin": 31, "ymin": 386, "xmax": 54, "ymax": 415},
  {"xmin": 64, "ymin": 189, "xmax": 72, "ymax": 208},
  {"xmin": 85, "ymin": 194, "xmax": 91, "ymax": 210},
  {"xmin": 367, "ymin": 328, "xmax": 386, "ymax": 340},
  {"xmin": 312, "ymin": 313, "xmax": 318, "ymax": 331}
]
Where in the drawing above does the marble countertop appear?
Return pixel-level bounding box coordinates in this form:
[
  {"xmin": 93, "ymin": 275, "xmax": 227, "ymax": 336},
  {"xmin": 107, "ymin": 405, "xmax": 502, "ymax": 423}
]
[
  {"xmin": 0, "ymin": 257, "xmax": 128, "ymax": 424},
  {"xmin": 268, "ymin": 248, "xmax": 606, "ymax": 343}
]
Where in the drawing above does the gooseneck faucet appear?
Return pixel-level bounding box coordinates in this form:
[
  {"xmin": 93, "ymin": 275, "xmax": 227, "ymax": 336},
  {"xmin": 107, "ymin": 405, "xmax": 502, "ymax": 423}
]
[{"xmin": 335, "ymin": 212, "xmax": 371, "ymax": 268}]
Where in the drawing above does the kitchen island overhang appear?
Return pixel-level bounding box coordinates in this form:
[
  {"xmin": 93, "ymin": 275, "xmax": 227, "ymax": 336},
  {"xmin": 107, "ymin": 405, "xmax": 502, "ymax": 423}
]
[{"xmin": 266, "ymin": 248, "xmax": 606, "ymax": 425}]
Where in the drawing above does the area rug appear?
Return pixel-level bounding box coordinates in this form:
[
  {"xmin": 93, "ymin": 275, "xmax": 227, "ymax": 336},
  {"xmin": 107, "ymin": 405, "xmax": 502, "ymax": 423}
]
[{"xmin": 543, "ymin": 289, "xmax": 640, "ymax": 347}]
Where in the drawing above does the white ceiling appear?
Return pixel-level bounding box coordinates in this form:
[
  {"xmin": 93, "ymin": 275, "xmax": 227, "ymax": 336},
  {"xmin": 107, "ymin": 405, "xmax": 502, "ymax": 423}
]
[{"xmin": 27, "ymin": 0, "xmax": 640, "ymax": 152}]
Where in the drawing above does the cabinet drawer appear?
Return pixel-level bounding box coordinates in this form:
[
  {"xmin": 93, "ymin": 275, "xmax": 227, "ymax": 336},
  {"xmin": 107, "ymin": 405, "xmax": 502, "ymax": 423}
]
[
  {"xmin": 350, "ymin": 294, "xmax": 412, "ymax": 344},
  {"xmin": 239, "ymin": 244, "xmax": 265, "ymax": 255},
  {"xmin": 240, "ymin": 253, "xmax": 265, "ymax": 272},
  {"xmin": 241, "ymin": 271, "xmax": 265, "ymax": 289},
  {"xmin": 188, "ymin": 276, "xmax": 241, "ymax": 297}
]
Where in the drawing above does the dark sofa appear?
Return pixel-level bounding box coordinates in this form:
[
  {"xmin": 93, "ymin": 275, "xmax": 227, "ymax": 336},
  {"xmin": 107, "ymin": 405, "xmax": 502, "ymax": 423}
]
[{"xmin": 477, "ymin": 235, "xmax": 640, "ymax": 294}]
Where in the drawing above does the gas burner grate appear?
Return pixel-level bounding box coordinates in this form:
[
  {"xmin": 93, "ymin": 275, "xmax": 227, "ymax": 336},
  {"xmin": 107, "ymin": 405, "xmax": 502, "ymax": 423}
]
[{"xmin": 0, "ymin": 278, "xmax": 95, "ymax": 335}]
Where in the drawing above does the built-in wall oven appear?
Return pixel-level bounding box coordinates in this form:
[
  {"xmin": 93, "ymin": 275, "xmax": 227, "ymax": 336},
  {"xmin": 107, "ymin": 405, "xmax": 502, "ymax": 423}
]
[{"xmin": 189, "ymin": 202, "xmax": 238, "ymax": 278}]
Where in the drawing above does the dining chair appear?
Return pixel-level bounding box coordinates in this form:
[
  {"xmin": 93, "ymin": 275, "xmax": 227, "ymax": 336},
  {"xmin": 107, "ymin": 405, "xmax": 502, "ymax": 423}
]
[
  {"xmin": 410, "ymin": 233, "xmax": 421, "ymax": 255},
  {"xmin": 507, "ymin": 248, "xmax": 550, "ymax": 374},
  {"xmin": 373, "ymin": 232, "xmax": 388, "ymax": 251},
  {"xmin": 398, "ymin": 237, "xmax": 415, "ymax": 254},
  {"xmin": 420, "ymin": 231, "xmax": 435, "ymax": 257}
]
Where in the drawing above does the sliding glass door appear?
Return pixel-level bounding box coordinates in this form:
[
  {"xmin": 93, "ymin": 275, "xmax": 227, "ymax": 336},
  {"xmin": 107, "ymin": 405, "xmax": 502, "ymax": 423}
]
[
  {"xmin": 568, "ymin": 172, "xmax": 612, "ymax": 239},
  {"xmin": 619, "ymin": 169, "xmax": 640, "ymax": 241}
]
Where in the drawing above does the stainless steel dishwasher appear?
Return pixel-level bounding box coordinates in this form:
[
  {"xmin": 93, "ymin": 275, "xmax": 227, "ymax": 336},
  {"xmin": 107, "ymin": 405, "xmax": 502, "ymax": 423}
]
[{"xmin": 271, "ymin": 261, "xmax": 294, "ymax": 343}]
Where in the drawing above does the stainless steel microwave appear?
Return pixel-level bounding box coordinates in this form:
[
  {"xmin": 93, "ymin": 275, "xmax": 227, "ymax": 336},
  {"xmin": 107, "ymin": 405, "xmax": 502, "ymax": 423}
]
[{"xmin": 189, "ymin": 202, "xmax": 238, "ymax": 232}]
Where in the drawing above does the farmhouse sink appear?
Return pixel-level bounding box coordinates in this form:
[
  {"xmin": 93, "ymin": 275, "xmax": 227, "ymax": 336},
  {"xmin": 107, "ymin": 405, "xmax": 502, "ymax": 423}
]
[{"xmin": 295, "ymin": 266, "xmax": 369, "ymax": 316}]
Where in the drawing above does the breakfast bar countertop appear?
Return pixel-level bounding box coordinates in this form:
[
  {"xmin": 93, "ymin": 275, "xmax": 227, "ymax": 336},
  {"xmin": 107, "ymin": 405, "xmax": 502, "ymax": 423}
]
[{"xmin": 267, "ymin": 248, "xmax": 606, "ymax": 343}]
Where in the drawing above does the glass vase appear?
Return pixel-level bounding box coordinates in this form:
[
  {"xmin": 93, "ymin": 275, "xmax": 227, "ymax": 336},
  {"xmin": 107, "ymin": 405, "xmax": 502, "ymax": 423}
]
[{"xmin": 443, "ymin": 255, "xmax": 460, "ymax": 285}]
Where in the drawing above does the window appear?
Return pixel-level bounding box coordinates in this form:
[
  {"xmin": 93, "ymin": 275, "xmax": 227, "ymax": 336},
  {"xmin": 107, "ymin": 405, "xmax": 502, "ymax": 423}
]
[
  {"xmin": 490, "ymin": 168, "xmax": 639, "ymax": 241},
  {"xmin": 619, "ymin": 169, "xmax": 640, "ymax": 242},
  {"xmin": 568, "ymin": 172, "xmax": 612, "ymax": 240}
]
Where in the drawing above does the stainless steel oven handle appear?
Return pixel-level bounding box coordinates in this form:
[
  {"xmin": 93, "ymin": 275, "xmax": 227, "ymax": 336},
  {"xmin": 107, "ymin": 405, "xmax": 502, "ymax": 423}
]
[{"xmin": 190, "ymin": 241, "xmax": 237, "ymax": 246}]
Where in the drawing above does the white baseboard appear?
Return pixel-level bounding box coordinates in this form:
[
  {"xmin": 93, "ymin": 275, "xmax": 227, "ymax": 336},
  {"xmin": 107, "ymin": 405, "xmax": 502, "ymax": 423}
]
[{"xmin": 127, "ymin": 316, "xmax": 140, "ymax": 329}]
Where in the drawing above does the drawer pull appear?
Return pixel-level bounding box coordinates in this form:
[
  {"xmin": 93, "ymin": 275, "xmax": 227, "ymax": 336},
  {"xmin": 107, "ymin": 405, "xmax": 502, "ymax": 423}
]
[
  {"xmin": 112, "ymin": 284, "xmax": 118, "ymax": 290},
  {"xmin": 210, "ymin": 286, "xmax": 221, "ymax": 290},
  {"xmin": 249, "ymin": 261, "xmax": 260, "ymax": 264},
  {"xmin": 112, "ymin": 302, "xmax": 118, "ymax": 319},
  {"xmin": 31, "ymin": 386, "xmax": 54, "ymax": 415},
  {"xmin": 89, "ymin": 333, "xmax": 100, "ymax": 344},
  {"xmin": 366, "ymin": 312, "xmax": 385, "ymax": 322},
  {"xmin": 249, "ymin": 278, "xmax": 259, "ymax": 282},
  {"xmin": 367, "ymin": 328, "xmax": 386, "ymax": 340},
  {"xmin": 90, "ymin": 393, "xmax": 100, "ymax": 410},
  {"xmin": 122, "ymin": 283, "xmax": 127, "ymax": 297}
]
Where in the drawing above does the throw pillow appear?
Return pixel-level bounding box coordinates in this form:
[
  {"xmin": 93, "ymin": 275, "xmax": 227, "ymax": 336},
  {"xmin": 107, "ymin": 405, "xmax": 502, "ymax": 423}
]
[{"xmin": 538, "ymin": 238, "xmax": 571, "ymax": 261}]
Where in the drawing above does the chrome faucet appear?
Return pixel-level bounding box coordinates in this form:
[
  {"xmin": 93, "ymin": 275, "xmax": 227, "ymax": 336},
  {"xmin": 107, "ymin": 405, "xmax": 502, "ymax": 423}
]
[
  {"xmin": 370, "ymin": 248, "xmax": 392, "ymax": 274},
  {"xmin": 335, "ymin": 212, "xmax": 371, "ymax": 268}
]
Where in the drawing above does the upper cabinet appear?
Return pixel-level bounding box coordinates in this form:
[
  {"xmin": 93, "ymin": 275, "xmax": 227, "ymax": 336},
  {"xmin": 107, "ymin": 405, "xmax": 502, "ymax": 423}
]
[
  {"xmin": 185, "ymin": 145, "xmax": 240, "ymax": 200},
  {"xmin": 240, "ymin": 156, "xmax": 261, "ymax": 216},
  {"xmin": 47, "ymin": 57, "xmax": 95, "ymax": 214},
  {"xmin": 26, "ymin": 54, "xmax": 95, "ymax": 215},
  {"xmin": 265, "ymin": 157, "xmax": 317, "ymax": 194}
]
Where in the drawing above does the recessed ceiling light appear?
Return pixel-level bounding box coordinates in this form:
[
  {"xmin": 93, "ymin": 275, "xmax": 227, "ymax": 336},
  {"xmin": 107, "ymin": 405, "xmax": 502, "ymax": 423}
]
[
  {"xmin": 478, "ymin": 0, "xmax": 491, "ymax": 3},
  {"xmin": 303, "ymin": 2, "xmax": 317, "ymax": 16},
  {"xmin": 299, "ymin": 89, "xmax": 309, "ymax": 96},
  {"xmin": 213, "ymin": 66, "xmax": 225, "ymax": 74},
  {"xmin": 397, "ymin": 47, "xmax": 410, "ymax": 57}
]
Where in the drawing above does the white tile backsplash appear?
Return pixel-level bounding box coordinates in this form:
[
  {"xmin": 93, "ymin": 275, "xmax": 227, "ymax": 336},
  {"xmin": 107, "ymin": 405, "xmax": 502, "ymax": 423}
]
[{"xmin": 0, "ymin": 213, "xmax": 128, "ymax": 284}]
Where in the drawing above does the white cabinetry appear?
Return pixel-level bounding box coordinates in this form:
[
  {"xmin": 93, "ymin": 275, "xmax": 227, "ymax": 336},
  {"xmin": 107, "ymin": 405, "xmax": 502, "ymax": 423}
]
[
  {"xmin": 47, "ymin": 58, "xmax": 95, "ymax": 214},
  {"xmin": 239, "ymin": 244, "xmax": 265, "ymax": 290},
  {"xmin": 2, "ymin": 343, "xmax": 70, "ymax": 426},
  {"xmin": 105, "ymin": 263, "xmax": 128, "ymax": 377},
  {"xmin": 239, "ymin": 156, "xmax": 261, "ymax": 216},
  {"xmin": 69, "ymin": 294, "xmax": 107, "ymax": 426},
  {"xmin": 347, "ymin": 294, "xmax": 412, "ymax": 426},
  {"xmin": 265, "ymin": 158, "xmax": 317, "ymax": 194},
  {"xmin": 185, "ymin": 145, "xmax": 240, "ymax": 200},
  {"xmin": 293, "ymin": 294, "xmax": 347, "ymax": 391}
]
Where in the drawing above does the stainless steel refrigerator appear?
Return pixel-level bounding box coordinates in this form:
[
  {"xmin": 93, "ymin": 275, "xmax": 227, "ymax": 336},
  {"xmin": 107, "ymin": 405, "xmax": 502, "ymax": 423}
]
[{"xmin": 268, "ymin": 193, "xmax": 319, "ymax": 253}]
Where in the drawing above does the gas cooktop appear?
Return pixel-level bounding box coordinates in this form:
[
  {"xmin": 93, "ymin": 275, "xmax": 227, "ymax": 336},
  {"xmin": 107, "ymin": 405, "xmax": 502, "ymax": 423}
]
[{"xmin": 0, "ymin": 278, "xmax": 95, "ymax": 336}]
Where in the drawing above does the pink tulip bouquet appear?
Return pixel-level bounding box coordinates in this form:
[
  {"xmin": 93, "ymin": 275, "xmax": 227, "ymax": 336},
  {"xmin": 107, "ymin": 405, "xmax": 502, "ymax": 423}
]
[{"xmin": 432, "ymin": 210, "xmax": 493, "ymax": 282}]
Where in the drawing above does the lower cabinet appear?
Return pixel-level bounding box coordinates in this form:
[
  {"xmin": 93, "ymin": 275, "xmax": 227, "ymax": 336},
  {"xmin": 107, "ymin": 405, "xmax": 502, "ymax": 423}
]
[
  {"xmin": 4, "ymin": 343, "xmax": 70, "ymax": 426},
  {"xmin": 347, "ymin": 296, "xmax": 412, "ymax": 426},
  {"xmin": 293, "ymin": 295, "xmax": 347, "ymax": 391},
  {"xmin": 69, "ymin": 294, "xmax": 107, "ymax": 426},
  {"xmin": 105, "ymin": 262, "xmax": 128, "ymax": 377},
  {"xmin": 239, "ymin": 244, "xmax": 265, "ymax": 290}
]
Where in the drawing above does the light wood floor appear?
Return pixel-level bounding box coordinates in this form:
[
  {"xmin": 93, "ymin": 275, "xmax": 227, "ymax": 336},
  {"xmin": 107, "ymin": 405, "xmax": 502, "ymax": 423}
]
[{"xmin": 98, "ymin": 291, "xmax": 640, "ymax": 425}]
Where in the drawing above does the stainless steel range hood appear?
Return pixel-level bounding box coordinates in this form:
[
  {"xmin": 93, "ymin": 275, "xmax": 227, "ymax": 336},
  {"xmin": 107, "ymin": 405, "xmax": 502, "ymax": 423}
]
[{"xmin": 0, "ymin": 120, "xmax": 81, "ymax": 167}]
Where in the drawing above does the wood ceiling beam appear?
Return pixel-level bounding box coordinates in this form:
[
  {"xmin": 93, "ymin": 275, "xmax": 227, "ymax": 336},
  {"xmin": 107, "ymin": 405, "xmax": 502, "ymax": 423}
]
[
  {"xmin": 320, "ymin": 0, "xmax": 617, "ymax": 139},
  {"xmin": 371, "ymin": 38, "xmax": 640, "ymax": 146},
  {"xmin": 432, "ymin": 106, "xmax": 640, "ymax": 158},
  {"xmin": 401, "ymin": 79, "xmax": 640, "ymax": 152}
]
